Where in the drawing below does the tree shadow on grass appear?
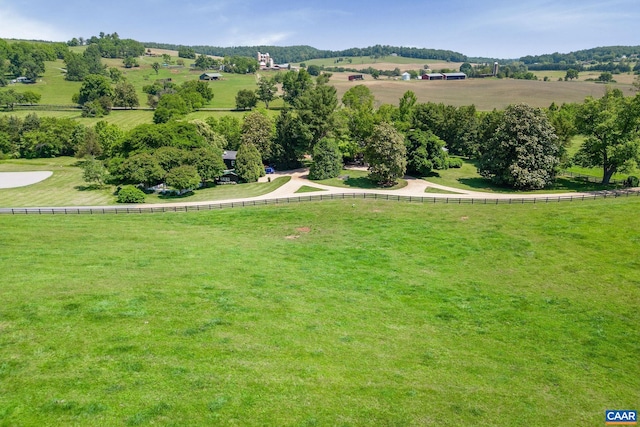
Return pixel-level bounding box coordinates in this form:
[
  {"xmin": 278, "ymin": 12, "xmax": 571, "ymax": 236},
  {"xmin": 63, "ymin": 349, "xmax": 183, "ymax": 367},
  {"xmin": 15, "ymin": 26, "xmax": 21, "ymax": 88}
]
[
  {"xmin": 157, "ymin": 190, "xmax": 195, "ymax": 200},
  {"xmin": 75, "ymin": 184, "xmax": 105, "ymax": 191},
  {"xmin": 547, "ymin": 177, "xmax": 620, "ymax": 192},
  {"xmin": 458, "ymin": 178, "xmax": 511, "ymax": 192},
  {"xmin": 343, "ymin": 177, "xmax": 380, "ymax": 189}
]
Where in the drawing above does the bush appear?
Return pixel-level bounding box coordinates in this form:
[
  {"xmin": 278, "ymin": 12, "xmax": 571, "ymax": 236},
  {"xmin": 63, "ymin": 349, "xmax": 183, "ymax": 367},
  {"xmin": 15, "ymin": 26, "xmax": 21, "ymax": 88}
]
[
  {"xmin": 623, "ymin": 176, "xmax": 639, "ymax": 188},
  {"xmin": 447, "ymin": 158, "xmax": 464, "ymax": 168},
  {"xmin": 117, "ymin": 185, "xmax": 146, "ymax": 203}
]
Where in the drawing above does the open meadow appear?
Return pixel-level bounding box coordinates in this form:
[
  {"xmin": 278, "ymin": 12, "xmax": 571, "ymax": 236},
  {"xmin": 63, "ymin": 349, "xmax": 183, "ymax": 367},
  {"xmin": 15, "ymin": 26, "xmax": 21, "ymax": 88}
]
[{"xmin": 0, "ymin": 198, "xmax": 638, "ymax": 426}]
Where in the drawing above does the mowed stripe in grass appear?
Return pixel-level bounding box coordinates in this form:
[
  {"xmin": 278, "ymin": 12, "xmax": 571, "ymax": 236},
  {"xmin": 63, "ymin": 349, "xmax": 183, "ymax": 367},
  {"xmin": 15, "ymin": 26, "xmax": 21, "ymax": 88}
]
[{"xmin": 0, "ymin": 199, "xmax": 638, "ymax": 426}]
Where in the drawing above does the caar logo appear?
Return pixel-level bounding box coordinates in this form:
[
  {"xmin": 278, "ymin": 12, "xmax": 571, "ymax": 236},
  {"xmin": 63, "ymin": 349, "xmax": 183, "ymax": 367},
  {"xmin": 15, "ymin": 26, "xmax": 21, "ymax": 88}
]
[{"xmin": 606, "ymin": 410, "xmax": 637, "ymax": 425}]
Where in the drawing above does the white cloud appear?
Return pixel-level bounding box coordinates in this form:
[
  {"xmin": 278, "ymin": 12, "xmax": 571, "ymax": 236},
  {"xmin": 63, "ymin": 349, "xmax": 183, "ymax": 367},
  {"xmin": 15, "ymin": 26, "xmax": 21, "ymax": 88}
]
[
  {"xmin": 223, "ymin": 30, "xmax": 294, "ymax": 46},
  {"xmin": 0, "ymin": 5, "xmax": 69, "ymax": 41}
]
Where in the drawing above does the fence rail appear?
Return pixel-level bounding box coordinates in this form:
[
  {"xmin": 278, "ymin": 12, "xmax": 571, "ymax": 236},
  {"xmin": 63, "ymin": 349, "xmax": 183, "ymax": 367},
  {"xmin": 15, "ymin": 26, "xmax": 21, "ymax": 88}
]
[{"xmin": 1, "ymin": 190, "xmax": 639, "ymax": 215}]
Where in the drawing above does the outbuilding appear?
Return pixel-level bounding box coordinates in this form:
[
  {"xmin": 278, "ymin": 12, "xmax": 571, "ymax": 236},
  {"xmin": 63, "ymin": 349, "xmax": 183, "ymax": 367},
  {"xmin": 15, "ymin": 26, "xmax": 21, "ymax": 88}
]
[
  {"xmin": 422, "ymin": 73, "xmax": 445, "ymax": 80},
  {"xmin": 402, "ymin": 72, "xmax": 411, "ymax": 81},
  {"xmin": 199, "ymin": 73, "xmax": 222, "ymax": 81},
  {"xmin": 348, "ymin": 74, "xmax": 364, "ymax": 81},
  {"xmin": 443, "ymin": 72, "xmax": 467, "ymax": 80}
]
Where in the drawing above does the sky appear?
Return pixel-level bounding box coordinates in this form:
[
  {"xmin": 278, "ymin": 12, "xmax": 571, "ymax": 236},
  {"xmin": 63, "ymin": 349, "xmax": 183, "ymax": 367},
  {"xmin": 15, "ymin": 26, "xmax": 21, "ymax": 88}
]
[{"xmin": 0, "ymin": 0, "xmax": 638, "ymax": 59}]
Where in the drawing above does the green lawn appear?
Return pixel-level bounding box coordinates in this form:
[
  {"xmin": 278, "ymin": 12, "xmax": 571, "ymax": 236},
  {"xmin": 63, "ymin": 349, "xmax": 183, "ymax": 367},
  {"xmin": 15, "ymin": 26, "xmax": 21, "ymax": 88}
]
[
  {"xmin": 0, "ymin": 157, "xmax": 290, "ymax": 207},
  {"xmin": 424, "ymin": 158, "xmax": 626, "ymax": 193},
  {"xmin": 0, "ymin": 198, "xmax": 638, "ymax": 426},
  {"xmin": 312, "ymin": 168, "xmax": 408, "ymax": 190},
  {"xmin": 295, "ymin": 185, "xmax": 326, "ymax": 193}
]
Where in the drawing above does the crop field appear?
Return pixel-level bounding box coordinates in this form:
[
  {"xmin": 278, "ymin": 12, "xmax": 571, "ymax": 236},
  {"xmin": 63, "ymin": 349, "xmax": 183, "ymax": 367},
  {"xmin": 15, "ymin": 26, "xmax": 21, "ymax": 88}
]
[
  {"xmin": 330, "ymin": 73, "xmax": 631, "ymax": 110},
  {"xmin": 0, "ymin": 197, "xmax": 638, "ymax": 426}
]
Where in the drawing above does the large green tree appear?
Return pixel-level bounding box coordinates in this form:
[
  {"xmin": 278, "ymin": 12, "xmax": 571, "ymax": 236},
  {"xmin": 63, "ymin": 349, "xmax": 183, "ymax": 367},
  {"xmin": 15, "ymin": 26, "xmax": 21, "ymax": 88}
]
[
  {"xmin": 405, "ymin": 129, "xmax": 448, "ymax": 176},
  {"xmin": 166, "ymin": 165, "xmax": 201, "ymax": 193},
  {"xmin": 235, "ymin": 89, "xmax": 258, "ymax": 110},
  {"xmin": 309, "ymin": 138, "xmax": 342, "ymax": 180},
  {"xmin": 364, "ymin": 122, "xmax": 407, "ymax": 186},
  {"xmin": 241, "ymin": 112, "xmax": 274, "ymax": 161},
  {"xmin": 113, "ymin": 81, "xmax": 139, "ymax": 109},
  {"xmin": 235, "ymin": 142, "xmax": 264, "ymax": 183},
  {"xmin": 574, "ymin": 89, "xmax": 640, "ymax": 184},
  {"xmin": 478, "ymin": 103, "xmax": 561, "ymax": 190},
  {"xmin": 256, "ymin": 77, "xmax": 278, "ymax": 108}
]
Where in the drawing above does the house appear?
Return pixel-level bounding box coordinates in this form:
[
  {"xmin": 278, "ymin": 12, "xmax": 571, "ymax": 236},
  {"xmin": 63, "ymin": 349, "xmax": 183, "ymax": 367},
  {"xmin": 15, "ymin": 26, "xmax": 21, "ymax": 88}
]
[
  {"xmin": 402, "ymin": 72, "xmax": 411, "ymax": 81},
  {"xmin": 348, "ymin": 74, "xmax": 364, "ymax": 81},
  {"xmin": 222, "ymin": 150, "xmax": 237, "ymax": 169},
  {"xmin": 216, "ymin": 170, "xmax": 239, "ymax": 185},
  {"xmin": 15, "ymin": 76, "xmax": 33, "ymax": 84},
  {"xmin": 199, "ymin": 73, "xmax": 222, "ymax": 81}
]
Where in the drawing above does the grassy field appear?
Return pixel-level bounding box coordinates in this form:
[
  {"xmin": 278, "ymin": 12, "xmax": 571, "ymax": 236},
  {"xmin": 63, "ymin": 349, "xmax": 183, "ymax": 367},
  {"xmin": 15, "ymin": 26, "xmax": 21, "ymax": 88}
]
[
  {"xmin": 0, "ymin": 157, "xmax": 290, "ymax": 207},
  {"xmin": 299, "ymin": 55, "xmax": 460, "ymax": 72},
  {"xmin": 0, "ymin": 198, "xmax": 638, "ymax": 426}
]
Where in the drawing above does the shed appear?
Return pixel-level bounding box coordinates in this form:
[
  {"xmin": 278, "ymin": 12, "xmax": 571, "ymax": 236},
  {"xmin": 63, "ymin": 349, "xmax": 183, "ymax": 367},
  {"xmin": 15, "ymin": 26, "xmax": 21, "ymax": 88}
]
[
  {"xmin": 348, "ymin": 74, "xmax": 364, "ymax": 81},
  {"xmin": 200, "ymin": 73, "xmax": 222, "ymax": 81},
  {"xmin": 402, "ymin": 72, "xmax": 411, "ymax": 81}
]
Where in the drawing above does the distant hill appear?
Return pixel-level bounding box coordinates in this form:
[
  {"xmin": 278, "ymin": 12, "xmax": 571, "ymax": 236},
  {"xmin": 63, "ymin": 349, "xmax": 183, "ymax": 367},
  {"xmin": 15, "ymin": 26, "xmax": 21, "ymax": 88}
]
[
  {"xmin": 142, "ymin": 42, "xmax": 467, "ymax": 64},
  {"xmin": 520, "ymin": 46, "xmax": 640, "ymax": 64}
]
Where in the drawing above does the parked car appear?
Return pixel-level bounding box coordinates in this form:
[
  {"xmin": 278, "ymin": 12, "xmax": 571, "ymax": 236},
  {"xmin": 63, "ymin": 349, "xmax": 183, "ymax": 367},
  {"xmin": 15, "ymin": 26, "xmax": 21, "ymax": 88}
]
[{"xmin": 265, "ymin": 166, "xmax": 275, "ymax": 174}]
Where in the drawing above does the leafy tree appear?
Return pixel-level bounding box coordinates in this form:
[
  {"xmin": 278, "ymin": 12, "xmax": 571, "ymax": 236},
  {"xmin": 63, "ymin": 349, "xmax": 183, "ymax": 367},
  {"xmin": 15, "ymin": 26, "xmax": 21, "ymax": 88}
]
[
  {"xmin": 64, "ymin": 51, "xmax": 89, "ymax": 81},
  {"xmin": 119, "ymin": 152, "xmax": 165, "ymax": 187},
  {"xmin": 0, "ymin": 89, "xmax": 19, "ymax": 110},
  {"xmin": 241, "ymin": 112, "xmax": 274, "ymax": 161},
  {"xmin": 117, "ymin": 186, "xmax": 145, "ymax": 203},
  {"xmin": 187, "ymin": 147, "xmax": 225, "ymax": 185},
  {"xmin": 195, "ymin": 54, "xmax": 218, "ymax": 71},
  {"xmin": 271, "ymin": 108, "xmax": 308, "ymax": 170},
  {"xmin": 81, "ymin": 156, "xmax": 107, "ymax": 186},
  {"xmin": 295, "ymin": 83, "xmax": 338, "ymax": 148},
  {"xmin": 166, "ymin": 165, "xmax": 201, "ymax": 193},
  {"xmin": 154, "ymin": 146, "xmax": 187, "ymax": 172},
  {"xmin": 256, "ymin": 77, "xmax": 278, "ymax": 108},
  {"xmin": 235, "ymin": 142, "xmax": 264, "ymax": 182},
  {"xmin": 76, "ymin": 74, "xmax": 113, "ymax": 106},
  {"xmin": 574, "ymin": 89, "xmax": 640, "ymax": 184},
  {"xmin": 123, "ymin": 56, "xmax": 139, "ymax": 68},
  {"xmin": 152, "ymin": 62, "xmax": 160, "ymax": 75},
  {"xmin": 208, "ymin": 115, "xmax": 242, "ymax": 150},
  {"xmin": 179, "ymin": 80, "xmax": 214, "ymax": 103},
  {"xmin": 94, "ymin": 121, "xmax": 124, "ymax": 158},
  {"xmin": 309, "ymin": 138, "xmax": 342, "ymax": 180},
  {"xmin": 113, "ymin": 81, "xmax": 139, "ymax": 109},
  {"xmin": 597, "ymin": 72, "xmax": 613, "ymax": 82},
  {"xmin": 478, "ymin": 103, "xmax": 561, "ymax": 189},
  {"xmin": 83, "ymin": 44, "xmax": 106, "ymax": 75},
  {"xmin": 153, "ymin": 94, "xmax": 189, "ymax": 124},
  {"xmin": 307, "ymin": 64, "xmax": 321, "ymax": 76},
  {"xmin": 76, "ymin": 127, "xmax": 103, "ymax": 158},
  {"xmin": 405, "ymin": 129, "xmax": 448, "ymax": 176},
  {"xmin": 235, "ymin": 89, "xmax": 258, "ymax": 110},
  {"xmin": 341, "ymin": 85, "xmax": 376, "ymax": 150},
  {"xmin": 364, "ymin": 122, "xmax": 407, "ymax": 186},
  {"xmin": 565, "ymin": 69, "xmax": 579, "ymax": 80},
  {"xmin": 109, "ymin": 67, "xmax": 123, "ymax": 83},
  {"xmin": 178, "ymin": 47, "xmax": 196, "ymax": 59},
  {"xmin": 162, "ymin": 54, "xmax": 171, "ymax": 65},
  {"xmin": 282, "ymin": 69, "xmax": 313, "ymax": 105}
]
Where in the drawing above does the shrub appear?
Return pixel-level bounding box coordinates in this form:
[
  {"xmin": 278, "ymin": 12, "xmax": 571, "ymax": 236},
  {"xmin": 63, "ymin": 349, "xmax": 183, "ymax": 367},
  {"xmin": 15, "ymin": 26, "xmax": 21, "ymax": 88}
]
[
  {"xmin": 117, "ymin": 185, "xmax": 146, "ymax": 203},
  {"xmin": 624, "ymin": 176, "xmax": 639, "ymax": 188},
  {"xmin": 447, "ymin": 158, "xmax": 463, "ymax": 168}
]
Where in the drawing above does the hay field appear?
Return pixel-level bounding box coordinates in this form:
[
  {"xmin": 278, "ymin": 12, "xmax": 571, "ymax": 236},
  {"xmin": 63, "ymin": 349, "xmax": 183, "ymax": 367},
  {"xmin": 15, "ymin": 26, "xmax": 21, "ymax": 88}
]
[{"xmin": 330, "ymin": 74, "xmax": 630, "ymax": 110}]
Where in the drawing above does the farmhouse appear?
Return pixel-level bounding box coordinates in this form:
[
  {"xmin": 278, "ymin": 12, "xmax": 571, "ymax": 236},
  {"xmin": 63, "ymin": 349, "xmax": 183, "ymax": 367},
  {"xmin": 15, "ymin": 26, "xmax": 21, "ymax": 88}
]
[
  {"xmin": 216, "ymin": 170, "xmax": 239, "ymax": 185},
  {"xmin": 199, "ymin": 73, "xmax": 222, "ymax": 81},
  {"xmin": 348, "ymin": 74, "xmax": 364, "ymax": 81}
]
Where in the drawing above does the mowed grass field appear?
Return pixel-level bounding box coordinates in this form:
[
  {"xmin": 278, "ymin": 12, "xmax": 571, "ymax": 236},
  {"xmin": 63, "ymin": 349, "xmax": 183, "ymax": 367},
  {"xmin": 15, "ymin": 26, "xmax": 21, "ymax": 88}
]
[
  {"xmin": 0, "ymin": 157, "xmax": 290, "ymax": 207},
  {"xmin": 0, "ymin": 198, "xmax": 638, "ymax": 426}
]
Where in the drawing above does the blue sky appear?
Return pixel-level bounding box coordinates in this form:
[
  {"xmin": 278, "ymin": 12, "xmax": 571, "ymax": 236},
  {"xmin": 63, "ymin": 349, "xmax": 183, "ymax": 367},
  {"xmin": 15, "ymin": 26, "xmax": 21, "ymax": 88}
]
[{"xmin": 0, "ymin": 0, "xmax": 638, "ymax": 58}]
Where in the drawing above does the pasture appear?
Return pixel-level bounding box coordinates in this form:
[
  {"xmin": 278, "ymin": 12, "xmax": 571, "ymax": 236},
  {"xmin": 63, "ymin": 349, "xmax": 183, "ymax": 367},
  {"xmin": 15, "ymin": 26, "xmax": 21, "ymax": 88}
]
[{"xmin": 0, "ymin": 197, "xmax": 638, "ymax": 426}]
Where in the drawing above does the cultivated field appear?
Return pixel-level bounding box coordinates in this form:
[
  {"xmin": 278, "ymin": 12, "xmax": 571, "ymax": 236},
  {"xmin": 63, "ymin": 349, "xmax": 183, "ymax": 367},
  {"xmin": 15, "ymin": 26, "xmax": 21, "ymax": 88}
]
[
  {"xmin": 330, "ymin": 74, "xmax": 630, "ymax": 110},
  {"xmin": 0, "ymin": 198, "xmax": 638, "ymax": 425}
]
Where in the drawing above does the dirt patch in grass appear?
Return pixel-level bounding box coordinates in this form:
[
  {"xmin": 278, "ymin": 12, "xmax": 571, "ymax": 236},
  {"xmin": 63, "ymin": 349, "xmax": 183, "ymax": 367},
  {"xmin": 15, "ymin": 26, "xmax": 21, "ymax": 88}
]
[{"xmin": 296, "ymin": 227, "xmax": 311, "ymax": 233}]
